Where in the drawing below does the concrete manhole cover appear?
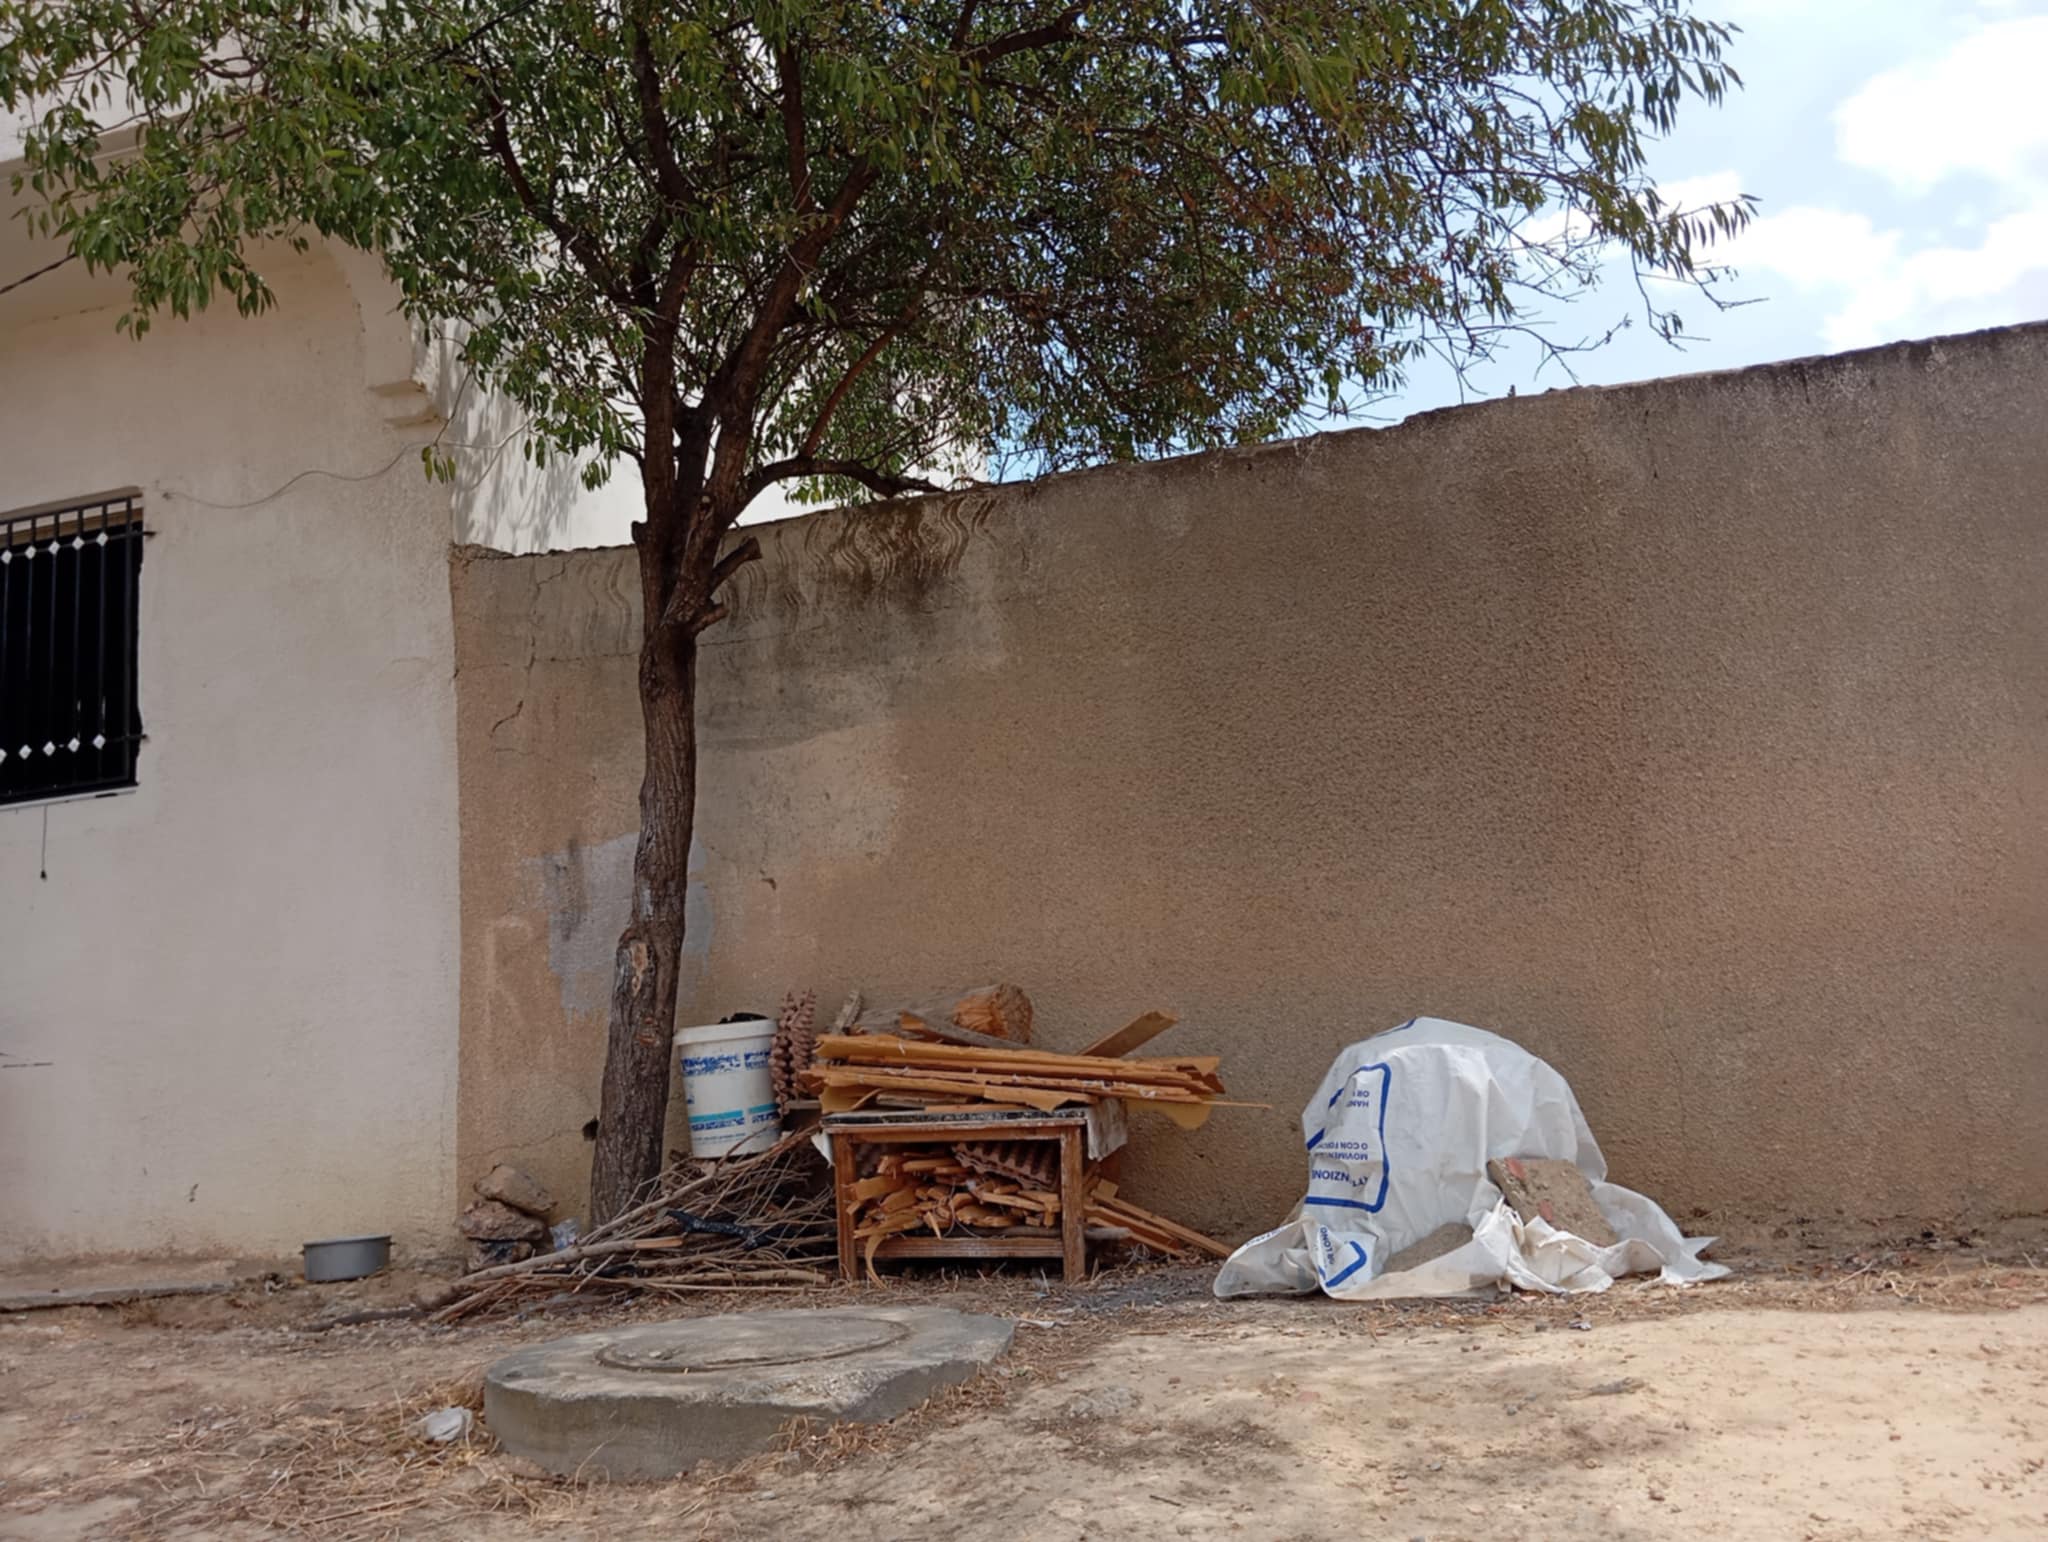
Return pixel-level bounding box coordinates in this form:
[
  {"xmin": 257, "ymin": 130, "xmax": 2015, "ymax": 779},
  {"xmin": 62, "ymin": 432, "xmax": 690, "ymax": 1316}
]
[
  {"xmin": 484, "ymin": 1305, "xmax": 1014, "ymax": 1480},
  {"xmin": 594, "ymin": 1312, "xmax": 913, "ymax": 1374}
]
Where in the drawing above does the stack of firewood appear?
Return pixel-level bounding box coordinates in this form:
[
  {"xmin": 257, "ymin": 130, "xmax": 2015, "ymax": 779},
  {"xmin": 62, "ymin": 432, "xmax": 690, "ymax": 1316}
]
[
  {"xmin": 850, "ymin": 1145, "xmax": 1064, "ymax": 1242},
  {"xmin": 844, "ymin": 1140, "xmax": 1230, "ymax": 1272}
]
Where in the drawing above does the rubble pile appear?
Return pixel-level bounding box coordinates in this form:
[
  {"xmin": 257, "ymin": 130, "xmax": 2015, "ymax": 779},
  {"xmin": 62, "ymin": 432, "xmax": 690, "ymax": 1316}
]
[{"xmin": 458, "ymin": 1164, "xmax": 557, "ymax": 1272}]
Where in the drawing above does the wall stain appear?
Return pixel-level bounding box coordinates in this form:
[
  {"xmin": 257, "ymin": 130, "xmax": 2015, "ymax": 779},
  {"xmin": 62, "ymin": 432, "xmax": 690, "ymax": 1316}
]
[
  {"xmin": 528, "ymin": 830, "xmax": 714, "ymax": 1020},
  {"xmin": 729, "ymin": 492, "xmax": 1000, "ymax": 625}
]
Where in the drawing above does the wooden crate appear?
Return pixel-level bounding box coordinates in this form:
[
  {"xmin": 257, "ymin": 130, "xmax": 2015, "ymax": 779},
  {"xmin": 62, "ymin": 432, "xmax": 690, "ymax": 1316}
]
[{"xmin": 825, "ymin": 1109, "xmax": 1089, "ymax": 1283}]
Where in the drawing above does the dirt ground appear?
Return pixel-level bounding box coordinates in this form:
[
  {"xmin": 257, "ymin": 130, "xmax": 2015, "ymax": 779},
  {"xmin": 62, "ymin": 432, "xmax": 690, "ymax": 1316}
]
[{"xmin": 3, "ymin": 1223, "xmax": 2046, "ymax": 1541}]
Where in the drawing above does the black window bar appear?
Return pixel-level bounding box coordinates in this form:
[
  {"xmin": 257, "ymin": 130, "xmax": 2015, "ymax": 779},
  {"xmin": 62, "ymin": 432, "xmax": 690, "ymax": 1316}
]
[{"xmin": 0, "ymin": 492, "xmax": 145, "ymax": 807}]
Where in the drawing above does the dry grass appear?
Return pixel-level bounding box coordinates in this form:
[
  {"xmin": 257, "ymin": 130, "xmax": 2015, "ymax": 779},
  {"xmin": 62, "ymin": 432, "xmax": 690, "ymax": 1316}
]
[
  {"xmin": 10, "ymin": 1246, "xmax": 2047, "ymax": 1540},
  {"xmin": 85, "ymin": 1373, "xmax": 543, "ymax": 1540}
]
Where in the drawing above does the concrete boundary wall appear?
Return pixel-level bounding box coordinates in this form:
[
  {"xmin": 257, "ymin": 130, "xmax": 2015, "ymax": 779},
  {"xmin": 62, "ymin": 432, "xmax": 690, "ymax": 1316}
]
[{"xmin": 453, "ymin": 324, "xmax": 2048, "ymax": 1238}]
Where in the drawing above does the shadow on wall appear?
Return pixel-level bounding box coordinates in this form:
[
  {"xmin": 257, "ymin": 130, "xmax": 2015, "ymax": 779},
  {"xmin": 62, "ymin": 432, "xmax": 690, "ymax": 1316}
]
[{"xmin": 422, "ymin": 327, "xmax": 638, "ymax": 555}]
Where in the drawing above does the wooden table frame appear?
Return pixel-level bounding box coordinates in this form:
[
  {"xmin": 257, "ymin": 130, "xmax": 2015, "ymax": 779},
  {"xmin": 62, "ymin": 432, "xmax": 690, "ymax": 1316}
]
[{"xmin": 826, "ymin": 1111, "xmax": 1089, "ymax": 1283}]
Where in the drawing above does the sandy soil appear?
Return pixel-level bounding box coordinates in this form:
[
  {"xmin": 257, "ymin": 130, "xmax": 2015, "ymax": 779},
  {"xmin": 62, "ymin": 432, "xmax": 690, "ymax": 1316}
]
[{"xmin": 2, "ymin": 1239, "xmax": 2045, "ymax": 1541}]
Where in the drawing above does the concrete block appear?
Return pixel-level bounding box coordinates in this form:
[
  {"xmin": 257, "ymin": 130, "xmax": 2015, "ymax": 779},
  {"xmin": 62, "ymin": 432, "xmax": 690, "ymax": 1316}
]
[{"xmin": 483, "ymin": 1305, "xmax": 1014, "ymax": 1480}]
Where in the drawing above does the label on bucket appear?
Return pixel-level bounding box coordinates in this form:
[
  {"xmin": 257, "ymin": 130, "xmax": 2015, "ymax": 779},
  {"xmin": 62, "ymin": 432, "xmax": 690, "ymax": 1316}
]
[
  {"xmin": 686, "ymin": 1102, "xmax": 779, "ymax": 1131},
  {"xmin": 680, "ymin": 1048, "xmax": 772, "ymax": 1079}
]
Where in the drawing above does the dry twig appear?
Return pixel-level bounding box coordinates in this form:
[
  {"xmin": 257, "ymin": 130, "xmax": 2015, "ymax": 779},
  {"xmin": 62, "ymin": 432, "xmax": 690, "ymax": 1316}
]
[{"xmin": 422, "ymin": 1132, "xmax": 835, "ymax": 1320}]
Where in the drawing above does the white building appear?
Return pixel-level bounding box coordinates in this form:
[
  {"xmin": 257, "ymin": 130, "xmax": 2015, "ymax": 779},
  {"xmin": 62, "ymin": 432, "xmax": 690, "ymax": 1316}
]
[{"xmin": 0, "ymin": 130, "xmax": 665, "ymax": 1262}]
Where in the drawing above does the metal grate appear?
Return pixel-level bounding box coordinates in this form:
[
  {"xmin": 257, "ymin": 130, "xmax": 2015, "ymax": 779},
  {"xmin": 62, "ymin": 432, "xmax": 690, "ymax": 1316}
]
[{"xmin": 0, "ymin": 492, "xmax": 145, "ymax": 807}]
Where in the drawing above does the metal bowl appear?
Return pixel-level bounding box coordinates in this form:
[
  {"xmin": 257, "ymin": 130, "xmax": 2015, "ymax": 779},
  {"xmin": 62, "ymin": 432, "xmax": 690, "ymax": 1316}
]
[{"xmin": 302, "ymin": 1234, "xmax": 391, "ymax": 1283}]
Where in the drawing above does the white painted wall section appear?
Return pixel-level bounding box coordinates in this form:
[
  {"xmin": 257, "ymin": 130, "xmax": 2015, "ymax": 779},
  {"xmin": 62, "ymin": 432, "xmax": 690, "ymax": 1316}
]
[{"xmin": 0, "ymin": 243, "xmax": 463, "ymax": 1263}]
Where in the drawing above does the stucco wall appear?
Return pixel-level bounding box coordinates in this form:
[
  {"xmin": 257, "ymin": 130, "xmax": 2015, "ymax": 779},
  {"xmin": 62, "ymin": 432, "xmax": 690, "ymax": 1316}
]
[
  {"xmin": 453, "ymin": 323, "xmax": 2048, "ymax": 1238},
  {"xmin": 0, "ymin": 246, "xmax": 463, "ymax": 1262}
]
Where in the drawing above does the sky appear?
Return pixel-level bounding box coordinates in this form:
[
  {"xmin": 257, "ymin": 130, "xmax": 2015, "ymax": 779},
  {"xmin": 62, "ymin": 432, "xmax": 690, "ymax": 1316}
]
[{"xmin": 1387, "ymin": 0, "xmax": 2048, "ymax": 419}]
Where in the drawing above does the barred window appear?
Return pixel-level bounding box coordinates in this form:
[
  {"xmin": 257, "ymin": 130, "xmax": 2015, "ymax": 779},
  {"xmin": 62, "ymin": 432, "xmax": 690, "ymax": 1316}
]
[{"xmin": 0, "ymin": 492, "xmax": 145, "ymax": 807}]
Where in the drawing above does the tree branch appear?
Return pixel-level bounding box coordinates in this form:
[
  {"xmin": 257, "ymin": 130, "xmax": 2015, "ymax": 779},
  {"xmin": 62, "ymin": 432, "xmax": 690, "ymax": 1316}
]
[
  {"xmin": 480, "ymin": 91, "xmax": 629, "ymax": 305},
  {"xmin": 775, "ymin": 41, "xmax": 812, "ymax": 213},
  {"xmin": 949, "ymin": 0, "xmax": 982, "ymax": 49},
  {"xmin": 627, "ymin": 7, "xmax": 692, "ymax": 210},
  {"xmin": 0, "ymin": 251, "xmax": 78, "ymax": 297},
  {"xmin": 799, "ymin": 319, "xmax": 910, "ymax": 457},
  {"xmin": 963, "ymin": 5, "xmax": 1088, "ymax": 67},
  {"xmin": 655, "ymin": 532, "xmax": 761, "ymax": 639},
  {"xmin": 744, "ymin": 456, "xmax": 943, "ymax": 504},
  {"xmin": 698, "ymin": 157, "xmax": 880, "ymax": 534},
  {"xmin": 710, "ymin": 534, "xmax": 763, "ymax": 591}
]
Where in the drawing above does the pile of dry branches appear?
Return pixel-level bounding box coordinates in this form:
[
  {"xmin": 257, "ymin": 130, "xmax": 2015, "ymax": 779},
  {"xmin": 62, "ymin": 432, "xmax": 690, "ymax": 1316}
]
[{"xmin": 419, "ymin": 1132, "xmax": 834, "ymax": 1321}]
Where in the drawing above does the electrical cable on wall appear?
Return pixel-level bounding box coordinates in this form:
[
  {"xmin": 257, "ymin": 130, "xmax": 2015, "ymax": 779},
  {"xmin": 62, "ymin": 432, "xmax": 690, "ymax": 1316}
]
[{"xmin": 164, "ymin": 368, "xmax": 533, "ymax": 512}]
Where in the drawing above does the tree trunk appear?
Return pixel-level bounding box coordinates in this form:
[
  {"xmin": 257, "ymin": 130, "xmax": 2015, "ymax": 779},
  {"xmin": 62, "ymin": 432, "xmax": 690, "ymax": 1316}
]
[{"xmin": 587, "ymin": 618, "xmax": 699, "ymax": 1223}]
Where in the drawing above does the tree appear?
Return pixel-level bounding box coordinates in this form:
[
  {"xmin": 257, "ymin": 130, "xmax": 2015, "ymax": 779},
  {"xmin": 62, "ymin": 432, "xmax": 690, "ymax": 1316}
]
[{"xmin": 2, "ymin": 0, "xmax": 1748, "ymax": 1220}]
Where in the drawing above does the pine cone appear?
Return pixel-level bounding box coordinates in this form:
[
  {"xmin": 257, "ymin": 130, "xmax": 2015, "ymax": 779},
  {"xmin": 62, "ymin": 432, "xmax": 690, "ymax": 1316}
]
[{"xmin": 771, "ymin": 987, "xmax": 818, "ymax": 1114}]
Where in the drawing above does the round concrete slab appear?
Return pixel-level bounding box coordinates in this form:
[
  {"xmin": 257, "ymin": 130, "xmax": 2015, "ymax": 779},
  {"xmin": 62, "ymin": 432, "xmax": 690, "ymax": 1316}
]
[{"xmin": 483, "ymin": 1305, "xmax": 1015, "ymax": 1480}]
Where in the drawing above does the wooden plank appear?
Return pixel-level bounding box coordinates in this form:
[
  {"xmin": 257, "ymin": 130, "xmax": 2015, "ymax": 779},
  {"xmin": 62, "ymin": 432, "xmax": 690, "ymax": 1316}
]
[
  {"xmin": 0, "ymin": 1280, "xmax": 231, "ymax": 1313},
  {"xmin": 872, "ymin": 1235, "xmax": 1065, "ymax": 1260},
  {"xmin": 1095, "ymin": 1196, "xmax": 1232, "ymax": 1259},
  {"xmin": 822, "ymin": 1043, "xmax": 1217, "ymax": 1084},
  {"xmin": 823, "ymin": 1107, "xmax": 1086, "ymax": 1132},
  {"xmin": 814, "ymin": 1063, "xmax": 1216, "ymax": 1105},
  {"xmin": 819, "ymin": 1034, "xmax": 1221, "ymax": 1087},
  {"xmin": 831, "ymin": 1133, "xmax": 859, "ymax": 1284},
  {"xmin": 971, "ymin": 1190, "xmax": 1055, "ymax": 1215},
  {"xmin": 809, "ymin": 1067, "xmax": 1085, "ymax": 1112},
  {"xmin": 814, "ymin": 1058, "xmax": 1224, "ymax": 1104},
  {"xmin": 1059, "ymin": 1124, "xmax": 1087, "ymax": 1283},
  {"xmin": 1088, "ymin": 1215, "xmax": 1184, "ymax": 1255},
  {"xmin": 890, "ymin": 1017, "xmax": 1030, "ymax": 1052},
  {"xmin": 1076, "ymin": 1011, "xmax": 1180, "ymax": 1060}
]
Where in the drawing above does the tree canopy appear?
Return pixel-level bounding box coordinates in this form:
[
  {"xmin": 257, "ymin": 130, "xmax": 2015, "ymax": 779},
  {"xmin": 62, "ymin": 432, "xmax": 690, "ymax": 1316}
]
[{"xmin": 4, "ymin": 0, "xmax": 1748, "ymax": 514}]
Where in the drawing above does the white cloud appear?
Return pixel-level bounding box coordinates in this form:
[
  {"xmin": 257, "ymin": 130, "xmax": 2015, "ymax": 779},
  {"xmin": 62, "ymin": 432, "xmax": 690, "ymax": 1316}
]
[
  {"xmin": 1709, "ymin": 15, "xmax": 2048, "ymax": 350},
  {"xmin": 1725, "ymin": 202, "xmax": 2048, "ymax": 349},
  {"xmin": 1654, "ymin": 171, "xmax": 1748, "ymax": 214},
  {"xmin": 1834, "ymin": 15, "xmax": 2048, "ymax": 194}
]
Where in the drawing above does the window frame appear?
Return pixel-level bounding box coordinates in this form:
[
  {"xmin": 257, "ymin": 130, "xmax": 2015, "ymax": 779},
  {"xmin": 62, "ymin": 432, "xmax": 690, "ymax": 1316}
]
[{"xmin": 0, "ymin": 489, "xmax": 147, "ymax": 812}]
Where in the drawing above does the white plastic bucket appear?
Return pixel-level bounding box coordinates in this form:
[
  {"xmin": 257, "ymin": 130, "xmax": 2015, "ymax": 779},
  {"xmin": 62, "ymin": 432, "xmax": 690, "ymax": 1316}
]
[{"xmin": 675, "ymin": 1019, "xmax": 780, "ymax": 1158}]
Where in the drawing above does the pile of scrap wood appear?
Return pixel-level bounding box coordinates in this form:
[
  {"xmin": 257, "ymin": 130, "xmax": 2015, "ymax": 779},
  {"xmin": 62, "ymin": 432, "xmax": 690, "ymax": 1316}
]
[
  {"xmin": 849, "ymin": 1145, "xmax": 1064, "ymax": 1248},
  {"xmin": 417, "ymin": 1132, "xmax": 835, "ymax": 1321},
  {"xmin": 800, "ymin": 1023, "xmax": 1235, "ymax": 1130},
  {"xmin": 846, "ymin": 1144, "xmax": 1230, "ymax": 1270},
  {"xmin": 814, "ymin": 1005, "xmax": 1247, "ymax": 1272}
]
